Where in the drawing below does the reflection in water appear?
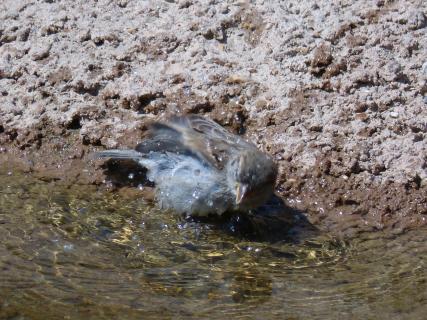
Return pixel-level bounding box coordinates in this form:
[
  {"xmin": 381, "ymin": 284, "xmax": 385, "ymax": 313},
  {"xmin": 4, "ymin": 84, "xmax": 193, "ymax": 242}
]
[{"xmin": 0, "ymin": 170, "xmax": 426, "ymax": 320}]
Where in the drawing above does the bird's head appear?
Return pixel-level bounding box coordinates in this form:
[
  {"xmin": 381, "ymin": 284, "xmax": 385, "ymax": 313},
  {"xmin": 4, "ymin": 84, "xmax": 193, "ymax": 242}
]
[{"xmin": 228, "ymin": 149, "xmax": 277, "ymax": 209}]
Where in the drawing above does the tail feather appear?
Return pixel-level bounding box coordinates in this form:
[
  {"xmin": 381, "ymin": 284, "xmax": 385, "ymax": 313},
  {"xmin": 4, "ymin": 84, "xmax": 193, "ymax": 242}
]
[{"xmin": 94, "ymin": 149, "xmax": 142, "ymax": 160}]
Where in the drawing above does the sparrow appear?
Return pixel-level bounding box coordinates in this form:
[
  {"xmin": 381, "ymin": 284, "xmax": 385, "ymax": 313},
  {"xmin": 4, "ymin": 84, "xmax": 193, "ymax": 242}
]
[{"xmin": 96, "ymin": 114, "xmax": 277, "ymax": 217}]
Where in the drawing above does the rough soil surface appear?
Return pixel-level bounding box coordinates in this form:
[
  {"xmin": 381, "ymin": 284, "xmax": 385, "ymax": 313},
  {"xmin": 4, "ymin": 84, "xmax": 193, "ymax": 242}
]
[{"xmin": 1, "ymin": 0, "xmax": 426, "ymax": 235}]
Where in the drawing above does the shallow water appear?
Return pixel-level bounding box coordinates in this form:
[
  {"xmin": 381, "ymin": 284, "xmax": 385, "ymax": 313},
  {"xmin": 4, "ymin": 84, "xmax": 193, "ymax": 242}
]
[{"xmin": 0, "ymin": 171, "xmax": 425, "ymax": 320}]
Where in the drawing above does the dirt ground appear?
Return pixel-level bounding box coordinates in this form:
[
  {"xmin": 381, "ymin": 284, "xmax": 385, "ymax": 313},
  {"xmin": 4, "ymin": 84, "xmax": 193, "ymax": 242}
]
[{"xmin": 1, "ymin": 0, "xmax": 426, "ymax": 235}]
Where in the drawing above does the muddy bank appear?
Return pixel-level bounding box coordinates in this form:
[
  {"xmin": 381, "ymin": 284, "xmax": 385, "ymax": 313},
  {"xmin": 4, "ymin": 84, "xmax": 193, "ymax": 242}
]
[{"xmin": 1, "ymin": 0, "xmax": 426, "ymax": 234}]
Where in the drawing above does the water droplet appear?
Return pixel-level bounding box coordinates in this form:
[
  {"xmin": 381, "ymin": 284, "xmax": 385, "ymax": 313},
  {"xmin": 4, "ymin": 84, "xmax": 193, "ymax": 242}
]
[
  {"xmin": 192, "ymin": 190, "xmax": 200, "ymax": 199},
  {"xmin": 138, "ymin": 184, "xmax": 144, "ymax": 190},
  {"xmin": 128, "ymin": 173, "xmax": 134, "ymax": 179},
  {"xmin": 63, "ymin": 244, "xmax": 74, "ymax": 252}
]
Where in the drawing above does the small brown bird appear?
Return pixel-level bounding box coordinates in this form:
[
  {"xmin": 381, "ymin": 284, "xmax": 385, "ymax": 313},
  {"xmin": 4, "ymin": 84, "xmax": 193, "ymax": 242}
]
[{"xmin": 96, "ymin": 114, "xmax": 277, "ymax": 216}]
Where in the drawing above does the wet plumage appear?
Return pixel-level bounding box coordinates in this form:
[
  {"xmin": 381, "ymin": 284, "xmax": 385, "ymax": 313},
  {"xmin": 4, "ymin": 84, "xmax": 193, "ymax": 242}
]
[{"xmin": 96, "ymin": 115, "xmax": 277, "ymax": 216}]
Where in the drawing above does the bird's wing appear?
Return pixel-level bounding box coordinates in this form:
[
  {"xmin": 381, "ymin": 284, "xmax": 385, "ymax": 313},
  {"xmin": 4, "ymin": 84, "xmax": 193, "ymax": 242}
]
[
  {"xmin": 135, "ymin": 117, "xmax": 221, "ymax": 169},
  {"xmin": 137, "ymin": 115, "xmax": 249, "ymax": 170},
  {"xmin": 135, "ymin": 121, "xmax": 189, "ymax": 155},
  {"xmin": 185, "ymin": 115, "xmax": 256, "ymax": 168},
  {"xmin": 185, "ymin": 114, "xmax": 244, "ymax": 145},
  {"xmin": 175, "ymin": 115, "xmax": 251, "ymax": 168}
]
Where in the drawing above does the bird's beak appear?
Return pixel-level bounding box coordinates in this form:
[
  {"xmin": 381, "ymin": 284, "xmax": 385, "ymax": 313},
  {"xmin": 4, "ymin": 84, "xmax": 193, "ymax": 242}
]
[{"xmin": 235, "ymin": 183, "xmax": 248, "ymax": 205}]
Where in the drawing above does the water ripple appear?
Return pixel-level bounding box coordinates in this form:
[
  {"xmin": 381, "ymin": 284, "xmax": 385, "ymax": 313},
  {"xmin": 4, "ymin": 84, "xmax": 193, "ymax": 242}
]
[{"xmin": 0, "ymin": 171, "xmax": 425, "ymax": 319}]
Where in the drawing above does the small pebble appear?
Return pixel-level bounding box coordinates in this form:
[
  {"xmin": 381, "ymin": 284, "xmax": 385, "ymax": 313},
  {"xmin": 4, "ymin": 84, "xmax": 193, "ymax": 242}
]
[
  {"xmin": 78, "ymin": 29, "xmax": 91, "ymax": 42},
  {"xmin": 408, "ymin": 11, "xmax": 427, "ymax": 30},
  {"xmin": 220, "ymin": 4, "xmax": 229, "ymax": 14},
  {"xmin": 390, "ymin": 112, "xmax": 399, "ymax": 118},
  {"xmin": 30, "ymin": 42, "xmax": 52, "ymax": 61}
]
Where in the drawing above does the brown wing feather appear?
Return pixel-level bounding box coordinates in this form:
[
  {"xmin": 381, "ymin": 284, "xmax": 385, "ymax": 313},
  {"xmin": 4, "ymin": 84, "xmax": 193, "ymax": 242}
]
[
  {"xmin": 185, "ymin": 115, "xmax": 252, "ymax": 169},
  {"xmin": 141, "ymin": 116, "xmax": 220, "ymax": 168},
  {"xmin": 148, "ymin": 115, "xmax": 251, "ymax": 170},
  {"xmin": 186, "ymin": 115, "xmax": 242, "ymax": 144}
]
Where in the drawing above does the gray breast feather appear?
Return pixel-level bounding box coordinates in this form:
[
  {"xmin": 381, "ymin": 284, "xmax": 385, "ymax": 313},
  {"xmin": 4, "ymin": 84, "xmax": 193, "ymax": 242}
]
[
  {"xmin": 95, "ymin": 148, "xmax": 234, "ymax": 215},
  {"xmin": 139, "ymin": 153, "xmax": 233, "ymax": 216}
]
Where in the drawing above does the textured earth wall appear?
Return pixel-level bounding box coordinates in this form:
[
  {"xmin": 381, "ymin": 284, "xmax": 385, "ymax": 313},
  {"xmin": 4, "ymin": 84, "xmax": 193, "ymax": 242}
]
[{"xmin": 1, "ymin": 0, "xmax": 426, "ymax": 234}]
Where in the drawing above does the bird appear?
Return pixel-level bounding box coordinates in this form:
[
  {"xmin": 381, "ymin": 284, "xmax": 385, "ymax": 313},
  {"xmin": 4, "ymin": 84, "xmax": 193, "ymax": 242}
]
[{"xmin": 95, "ymin": 114, "xmax": 277, "ymax": 217}]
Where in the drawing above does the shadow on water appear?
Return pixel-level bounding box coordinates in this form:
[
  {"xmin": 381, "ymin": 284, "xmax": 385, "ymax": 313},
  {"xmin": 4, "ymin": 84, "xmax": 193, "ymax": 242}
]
[
  {"xmin": 220, "ymin": 195, "xmax": 318, "ymax": 243},
  {"xmin": 101, "ymin": 159, "xmax": 317, "ymax": 244},
  {"xmin": 101, "ymin": 159, "xmax": 152, "ymax": 188}
]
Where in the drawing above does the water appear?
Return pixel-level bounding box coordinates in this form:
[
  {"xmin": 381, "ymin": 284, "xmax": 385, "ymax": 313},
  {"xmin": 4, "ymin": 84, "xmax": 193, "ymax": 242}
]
[{"xmin": 0, "ymin": 171, "xmax": 425, "ymax": 319}]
